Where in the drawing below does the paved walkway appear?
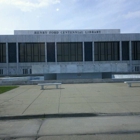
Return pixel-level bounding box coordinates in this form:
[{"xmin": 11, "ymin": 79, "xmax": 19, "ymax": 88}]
[
  {"xmin": 0, "ymin": 116, "xmax": 140, "ymax": 139},
  {"xmin": 0, "ymin": 83, "xmax": 140, "ymax": 116}
]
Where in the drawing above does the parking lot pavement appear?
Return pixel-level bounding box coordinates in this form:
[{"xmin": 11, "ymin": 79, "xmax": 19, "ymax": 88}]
[{"xmin": 0, "ymin": 83, "xmax": 140, "ymax": 116}]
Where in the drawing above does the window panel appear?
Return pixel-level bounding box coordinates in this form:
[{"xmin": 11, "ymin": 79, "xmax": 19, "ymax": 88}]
[
  {"xmin": 95, "ymin": 55, "xmax": 98, "ymax": 61},
  {"xmin": 94, "ymin": 42, "xmax": 119, "ymax": 61},
  {"xmin": 40, "ymin": 44, "xmax": 45, "ymax": 55},
  {"xmin": 64, "ymin": 44, "xmax": 69, "ymax": 55},
  {"xmin": 27, "ymin": 48, "xmax": 32, "ymax": 57},
  {"xmin": 94, "ymin": 43, "xmax": 98, "ymax": 55},
  {"xmin": 57, "ymin": 42, "xmax": 82, "ymax": 62},
  {"xmin": 84, "ymin": 42, "xmax": 92, "ymax": 61},
  {"xmin": 122, "ymin": 41, "xmax": 129, "ymax": 60},
  {"xmin": 0, "ymin": 43, "xmax": 6, "ymax": 63},
  {"xmin": 19, "ymin": 44, "xmax": 24, "ymax": 54},
  {"xmin": 64, "ymin": 56, "xmax": 69, "ymax": 61},
  {"xmin": 47, "ymin": 43, "xmax": 55, "ymax": 62},
  {"xmin": 108, "ymin": 55, "xmax": 111, "ymax": 61},
  {"xmin": 20, "ymin": 56, "xmax": 24, "ymax": 62},
  {"xmin": 70, "ymin": 43, "xmax": 76, "ymax": 55},
  {"xmin": 19, "ymin": 43, "xmax": 45, "ymax": 62},
  {"xmin": 100, "ymin": 43, "xmax": 104, "ymax": 55},
  {"xmin": 107, "ymin": 43, "xmax": 111, "ymax": 54},
  {"xmin": 8, "ymin": 43, "xmax": 17, "ymax": 63},
  {"xmin": 57, "ymin": 56, "xmax": 61, "ymax": 62},
  {"xmin": 40, "ymin": 56, "xmax": 44, "ymax": 62},
  {"xmin": 101, "ymin": 55, "xmax": 105, "ymax": 60},
  {"xmin": 132, "ymin": 41, "xmax": 140, "ymax": 60},
  {"xmin": 27, "ymin": 56, "xmax": 32, "ymax": 62},
  {"xmin": 34, "ymin": 56, "xmax": 38, "ymax": 62},
  {"xmin": 33, "ymin": 44, "xmax": 38, "ymax": 55},
  {"xmin": 71, "ymin": 56, "xmax": 76, "ymax": 61},
  {"xmin": 138, "ymin": 42, "xmax": 140, "ymax": 53},
  {"xmin": 57, "ymin": 44, "xmax": 61, "ymax": 55}
]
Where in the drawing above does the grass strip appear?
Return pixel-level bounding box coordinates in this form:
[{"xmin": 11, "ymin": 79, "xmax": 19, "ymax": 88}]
[{"xmin": 0, "ymin": 86, "xmax": 18, "ymax": 94}]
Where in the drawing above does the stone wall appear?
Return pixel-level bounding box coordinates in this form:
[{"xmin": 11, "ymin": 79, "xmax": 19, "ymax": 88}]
[{"xmin": 32, "ymin": 62, "xmax": 128, "ymax": 74}]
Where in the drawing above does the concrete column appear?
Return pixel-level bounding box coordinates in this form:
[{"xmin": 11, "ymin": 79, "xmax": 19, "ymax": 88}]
[
  {"xmin": 119, "ymin": 41, "xmax": 122, "ymax": 61},
  {"xmin": 45, "ymin": 42, "xmax": 47, "ymax": 63},
  {"xmin": 129, "ymin": 41, "xmax": 132, "ymax": 72},
  {"xmin": 16, "ymin": 42, "xmax": 19, "ymax": 75},
  {"xmin": 55, "ymin": 42, "xmax": 57, "ymax": 64},
  {"xmin": 6, "ymin": 42, "xmax": 9, "ymax": 75},
  {"xmin": 92, "ymin": 41, "xmax": 94, "ymax": 62},
  {"xmin": 82, "ymin": 42, "xmax": 85, "ymax": 63}
]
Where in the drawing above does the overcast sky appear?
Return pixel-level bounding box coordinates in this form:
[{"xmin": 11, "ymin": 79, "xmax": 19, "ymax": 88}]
[{"xmin": 0, "ymin": 0, "xmax": 140, "ymax": 34}]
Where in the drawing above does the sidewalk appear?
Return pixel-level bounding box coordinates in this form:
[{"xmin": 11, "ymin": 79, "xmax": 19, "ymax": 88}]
[
  {"xmin": 0, "ymin": 116, "xmax": 140, "ymax": 139},
  {"xmin": 0, "ymin": 83, "xmax": 140, "ymax": 116}
]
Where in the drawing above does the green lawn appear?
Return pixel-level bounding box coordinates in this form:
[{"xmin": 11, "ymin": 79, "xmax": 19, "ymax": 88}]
[{"xmin": 0, "ymin": 86, "xmax": 18, "ymax": 94}]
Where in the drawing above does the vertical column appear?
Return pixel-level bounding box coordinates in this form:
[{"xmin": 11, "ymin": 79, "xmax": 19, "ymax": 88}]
[
  {"xmin": 45, "ymin": 42, "xmax": 47, "ymax": 63},
  {"xmin": 92, "ymin": 41, "xmax": 95, "ymax": 72},
  {"xmin": 82, "ymin": 42, "xmax": 85, "ymax": 63},
  {"xmin": 6, "ymin": 42, "xmax": 9, "ymax": 75},
  {"xmin": 129, "ymin": 41, "xmax": 132, "ymax": 72},
  {"xmin": 92, "ymin": 41, "xmax": 94, "ymax": 62},
  {"xmin": 119, "ymin": 41, "xmax": 122, "ymax": 61},
  {"xmin": 55, "ymin": 42, "xmax": 57, "ymax": 64},
  {"xmin": 16, "ymin": 42, "xmax": 19, "ymax": 75}
]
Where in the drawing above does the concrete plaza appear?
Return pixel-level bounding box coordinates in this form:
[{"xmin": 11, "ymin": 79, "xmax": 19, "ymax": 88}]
[{"xmin": 0, "ymin": 83, "xmax": 140, "ymax": 116}]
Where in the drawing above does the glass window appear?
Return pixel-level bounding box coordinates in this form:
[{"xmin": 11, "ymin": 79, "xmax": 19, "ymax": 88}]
[
  {"xmin": 23, "ymin": 69, "xmax": 28, "ymax": 74},
  {"xmin": 19, "ymin": 43, "xmax": 45, "ymax": 62},
  {"xmin": 0, "ymin": 69, "xmax": 3, "ymax": 75},
  {"xmin": 94, "ymin": 42, "xmax": 119, "ymax": 61},
  {"xmin": 8, "ymin": 43, "xmax": 17, "ymax": 63},
  {"xmin": 94, "ymin": 43, "xmax": 99, "ymax": 61},
  {"xmin": 132, "ymin": 41, "xmax": 140, "ymax": 60},
  {"xmin": 33, "ymin": 44, "xmax": 38, "ymax": 55},
  {"xmin": 84, "ymin": 42, "xmax": 92, "ymax": 61},
  {"xmin": 0, "ymin": 43, "xmax": 6, "ymax": 63},
  {"xmin": 57, "ymin": 42, "xmax": 83, "ymax": 62},
  {"xmin": 122, "ymin": 41, "xmax": 129, "ymax": 60},
  {"xmin": 47, "ymin": 43, "xmax": 55, "ymax": 62},
  {"xmin": 107, "ymin": 43, "xmax": 111, "ymax": 54}
]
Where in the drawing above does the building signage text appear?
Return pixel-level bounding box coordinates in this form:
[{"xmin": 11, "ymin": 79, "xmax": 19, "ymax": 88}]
[{"xmin": 34, "ymin": 30, "xmax": 101, "ymax": 35}]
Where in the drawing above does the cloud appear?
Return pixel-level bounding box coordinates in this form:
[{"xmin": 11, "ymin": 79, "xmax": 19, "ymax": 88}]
[
  {"xmin": 124, "ymin": 10, "xmax": 140, "ymax": 19},
  {"xmin": 56, "ymin": 8, "xmax": 59, "ymax": 11},
  {"xmin": 0, "ymin": 0, "xmax": 61, "ymax": 12}
]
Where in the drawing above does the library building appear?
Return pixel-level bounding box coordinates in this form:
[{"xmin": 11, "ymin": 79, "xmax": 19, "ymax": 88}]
[{"xmin": 0, "ymin": 29, "xmax": 140, "ymax": 79}]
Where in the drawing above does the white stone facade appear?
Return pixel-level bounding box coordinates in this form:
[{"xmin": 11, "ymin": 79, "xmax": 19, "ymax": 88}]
[{"xmin": 0, "ymin": 29, "xmax": 140, "ymax": 79}]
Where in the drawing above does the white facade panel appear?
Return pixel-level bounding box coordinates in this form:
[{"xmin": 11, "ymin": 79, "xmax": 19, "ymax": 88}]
[
  {"xmin": 116, "ymin": 63, "xmax": 128, "ymax": 72},
  {"xmin": 100, "ymin": 64, "xmax": 111, "ymax": 72},
  {"xmin": 49, "ymin": 65, "xmax": 60, "ymax": 73},
  {"xmin": 83, "ymin": 64, "xmax": 94, "ymax": 72},
  {"xmin": 77, "ymin": 64, "xmax": 83, "ymax": 73},
  {"xmin": 32, "ymin": 65, "xmax": 44, "ymax": 74},
  {"xmin": 67, "ymin": 65, "xmax": 77, "ymax": 73},
  {"xmin": 60, "ymin": 65, "xmax": 67, "ymax": 73}
]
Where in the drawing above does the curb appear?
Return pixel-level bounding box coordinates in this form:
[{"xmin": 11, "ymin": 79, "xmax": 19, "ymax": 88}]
[{"xmin": 0, "ymin": 112, "xmax": 140, "ymax": 120}]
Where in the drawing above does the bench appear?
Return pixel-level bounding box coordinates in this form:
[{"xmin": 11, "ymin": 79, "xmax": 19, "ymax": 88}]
[
  {"xmin": 38, "ymin": 83, "xmax": 61, "ymax": 90},
  {"xmin": 38, "ymin": 83, "xmax": 62, "ymax": 90},
  {"xmin": 124, "ymin": 81, "xmax": 140, "ymax": 87}
]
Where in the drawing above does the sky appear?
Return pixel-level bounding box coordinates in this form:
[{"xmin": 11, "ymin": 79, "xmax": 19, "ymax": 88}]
[{"xmin": 0, "ymin": 0, "xmax": 140, "ymax": 34}]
